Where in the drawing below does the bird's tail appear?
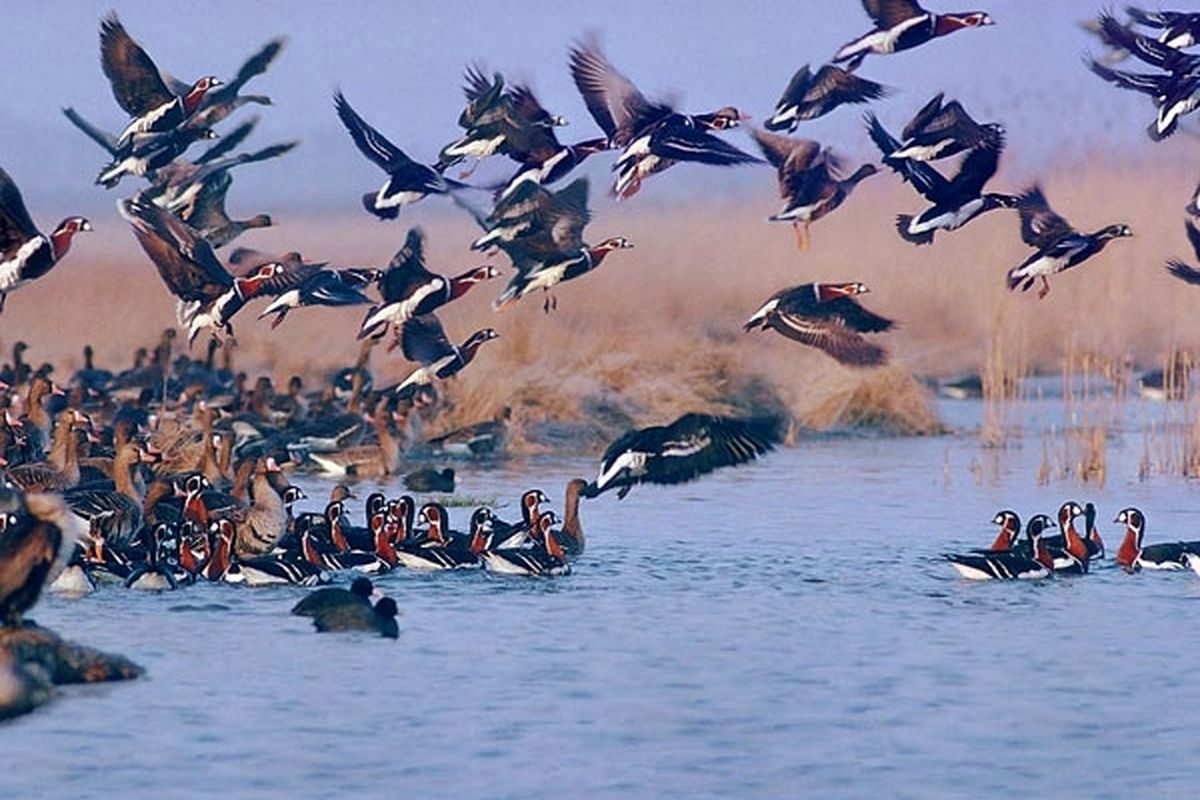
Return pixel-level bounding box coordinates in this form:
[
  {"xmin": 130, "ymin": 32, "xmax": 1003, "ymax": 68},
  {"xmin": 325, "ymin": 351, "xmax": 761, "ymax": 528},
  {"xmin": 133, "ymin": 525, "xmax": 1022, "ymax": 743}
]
[{"xmin": 895, "ymin": 215, "xmax": 935, "ymax": 246}]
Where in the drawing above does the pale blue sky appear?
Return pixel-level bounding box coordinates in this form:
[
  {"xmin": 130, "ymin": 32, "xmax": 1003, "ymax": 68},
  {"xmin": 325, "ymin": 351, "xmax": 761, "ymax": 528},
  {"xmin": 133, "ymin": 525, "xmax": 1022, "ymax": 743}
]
[{"xmin": 0, "ymin": 0, "xmax": 1190, "ymax": 216}]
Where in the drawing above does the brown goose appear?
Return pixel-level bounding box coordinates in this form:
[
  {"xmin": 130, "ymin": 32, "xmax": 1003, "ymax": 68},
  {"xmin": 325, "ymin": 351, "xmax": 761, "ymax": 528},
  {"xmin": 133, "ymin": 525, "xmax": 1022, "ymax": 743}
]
[
  {"xmin": 744, "ymin": 281, "xmax": 896, "ymax": 367},
  {"xmin": 5, "ymin": 410, "xmax": 89, "ymax": 492},
  {"xmin": 65, "ymin": 441, "xmax": 159, "ymax": 550},
  {"xmin": 229, "ymin": 457, "xmax": 289, "ymax": 559},
  {"xmin": 551, "ymin": 478, "xmax": 588, "ymax": 558},
  {"xmin": 308, "ymin": 402, "xmax": 404, "ymax": 478}
]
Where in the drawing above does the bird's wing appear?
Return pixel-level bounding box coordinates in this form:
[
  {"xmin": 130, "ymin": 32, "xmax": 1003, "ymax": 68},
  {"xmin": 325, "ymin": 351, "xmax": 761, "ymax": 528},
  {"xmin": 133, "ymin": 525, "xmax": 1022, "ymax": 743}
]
[
  {"xmin": 569, "ymin": 36, "xmax": 655, "ymax": 144},
  {"xmin": 862, "ymin": 0, "xmax": 926, "ymax": 29},
  {"xmin": 1017, "ymin": 186, "xmax": 1075, "ymax": 247},
  {"xmin": 0, "ymin": 167, "xmax": 41, "ymax": 258},
  {"xmin": 99, "ymin": 13, "xmax": 176, "ymax": 117},
  {"xmin": 768, "ymin": 312, "xmax": 890, "ymax": 366},
  {"xmin": 122, "ymin": 197, "xmax": 233, "ymax": 301},
  {"xmin": 809, "ymin": 65, "xmax": 892, "ymax": 106},
  {"xmin": 61, "ymin": 107, "xmax": 119, "ymax": 155},
  {"xmin": 653, "ymin": 126, "xmax": 761, "ymax": 166},
  {"xmin": 865, "ymin": 112, "xmax": 949, "ymax": 201},
  {"xmin": 400, "ymin": 314, "xmax": 455, "ymax": 365},
  {"xmin": 900, "ymin": 92, "xmax": 945, "ymax": 141},
  {"xmin": 334, "ymin": 91, "xmax": 414, "ymax": 172},
  {"xmin": 1187, "ymin": 219, "xmax": 1200, "ymax": 262}
]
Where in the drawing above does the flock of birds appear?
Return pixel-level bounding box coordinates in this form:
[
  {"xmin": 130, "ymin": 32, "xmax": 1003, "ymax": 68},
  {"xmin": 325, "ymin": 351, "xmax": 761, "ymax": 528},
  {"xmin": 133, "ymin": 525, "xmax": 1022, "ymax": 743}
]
[
  {"xmin": 945, "ymin": 503, "xmax": 1200, "ymax": 581},
  {"xmin": 3, "ymin": 2, "xmax": 1200, "ymax": 636}
]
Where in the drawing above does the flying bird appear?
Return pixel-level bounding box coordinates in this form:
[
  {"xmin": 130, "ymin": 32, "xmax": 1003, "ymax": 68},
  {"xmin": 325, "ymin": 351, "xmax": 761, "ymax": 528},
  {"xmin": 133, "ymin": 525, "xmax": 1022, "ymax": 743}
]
[
  {"xmin": 765, "ymin": 63, "xmax": 891, "ymax": 132},
  {"xmin": 583, "ymin": 413, "xmax": 784, "ymax": 499},
  {"xmin": 0, "ymin": 167, "xmax": 90, "ymax": 314},
  {"xmin": 833, "ymin": 0, "xmax": 994, "ymax": 69},
  {"xmin": 744, "ymin": 281, "xmax": 895, "ymax": 366},
  {"xmin": 391, "ymin": 313, "xmax": 499, "ymax": 399}
]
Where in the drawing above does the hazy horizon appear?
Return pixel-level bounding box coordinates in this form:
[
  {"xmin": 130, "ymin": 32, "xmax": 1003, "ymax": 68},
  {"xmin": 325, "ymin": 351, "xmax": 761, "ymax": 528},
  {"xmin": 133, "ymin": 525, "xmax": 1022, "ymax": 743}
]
[{"xmin": 1, "ymin": 0, "xmax": 1195, "ymax": 223}]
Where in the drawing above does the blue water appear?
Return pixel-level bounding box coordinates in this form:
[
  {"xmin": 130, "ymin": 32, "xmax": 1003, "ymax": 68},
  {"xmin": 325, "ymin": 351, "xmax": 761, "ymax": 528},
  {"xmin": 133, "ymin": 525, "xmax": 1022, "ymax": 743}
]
[{"xmin": 3, "ymin": 397, "xmax": 1199, "ymax": 799}]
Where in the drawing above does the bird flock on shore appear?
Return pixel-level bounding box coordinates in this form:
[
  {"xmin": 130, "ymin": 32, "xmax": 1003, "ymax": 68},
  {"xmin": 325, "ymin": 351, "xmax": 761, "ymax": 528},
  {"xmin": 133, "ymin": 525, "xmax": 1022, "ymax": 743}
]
[{"xmin": 3, "ymin": 2, "xmax": 1200, "ymax": 634}]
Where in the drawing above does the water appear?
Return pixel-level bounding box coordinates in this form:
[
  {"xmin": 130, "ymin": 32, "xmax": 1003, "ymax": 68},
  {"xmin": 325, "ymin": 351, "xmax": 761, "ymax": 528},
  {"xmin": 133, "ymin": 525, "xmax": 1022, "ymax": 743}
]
[{"xmin": 4, "ymin": 397, "xmax": 1199, "ymax": 799}]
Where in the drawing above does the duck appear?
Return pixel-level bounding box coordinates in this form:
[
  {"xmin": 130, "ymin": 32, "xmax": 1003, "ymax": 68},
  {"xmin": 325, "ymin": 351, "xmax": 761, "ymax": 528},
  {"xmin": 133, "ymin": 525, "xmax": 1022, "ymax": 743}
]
[
  {"xmin": 1126, "ymin": 6, "xmax": 1200, "ymax": 49},
  {"xmin": 833, "ymin": 1, "xmax": 994, "ymax": 70},
  {"xmin": 95, "ymin": 125, "xmax": 217, "ymax": 189},
  {"xmin": 0, "ymin": 488, "xmax": 84, "ymax": 624},
  {"xmin": 944, "ymin": 513, "xmax": 1056, "ymax": 580},
  {"xmin": 438, "ymin": 70, "xmax": 518, "ymax": 170},
  {"xmin": 481, "ymin": 510, "xmax": 570, "ymax": 577},
  {"xmin": 391, "ymin": 314, "xmax": 499, "ymax": 400},
  {"xmin": 120, "ymin": 197, "xmax": 306, "ymax": 345},
  {"xmin": 307, "ymin": 401, "xmax": 404, "ymax": 478},
  {"xmin": 749, "ymin": 129, "xmax": 877, "ymax": 251},
  {"xmin": 254, "ymin": 265, "xmax": 374, "ymax": 329},
  {"xmin": 865, "ymin": 112, "xmax": 1015, "ymax": 245},
  {"xmin": 99, "ymin": 13, "xmax": 222, "ymax": 149},
  {"xmin": 404, "ymin": 467, "xmax": 455, "ymax": 493},
  {"xmin": 65, "ymin": 441, "xmax": 159, "ymax": 550},
  {"xmin": 483, "ymin": 179, "xmax": 635, "ymax": 311},
  {"xmin": 335, "ymin": 91, "xmax": 470, "ymax": 219},
  {"xmin": 744, "ymin": 282, "xmax": 895, "ymax": 367},
  {"xmin": 550, "ymin": 478, "xmax": 587, "ymax": 558},
  {"xmin": 124, "ymin": 522, "xmax": 179, "ymax": 591},
  {"xmin": 292, "ymin": 575, "xmax": 377, "ymax": 617},
  {"xmin": 227, "ymin": 457, "xmax": 291, "ymax": 558},
  {"xmin": 4, "ymin": 409, "xmax": 88, "ymax": 492},
  {"xmin": 185, "ymin": 37, "xmax": 285, "ymax": 128},
  {"xmin": 1113, "ymin": 507, "xmax": 1200, "ymax": 572},
  {"xmin": 967, "ymin": 509, "xmax": 1021, "ymax": 554},
  {"xmin": 568, "ymin": 36, "xmax": 758, "ymax": 199},
  {"xmin": 356, "ymin": 228, "xmax": 499, "ymax": 344},
  {"xmin": 1043, "ymin": 501, "xmax": 1104, "ymax": 563},
  {"xmin": 0, "ymin": 166, "xmax": 91, "ymax": 313},
  {"xmin": 1093, "ymin": 12, "xmax": 1200, "ymax": 140},
  {"xmin": 207, "ymin": 518, "xmax": 328, "ymax": 586},
  {"xmin": 1006, "ymin": 185, "xmax": 1132, "ymax": 299},
  {"xmin": 1044, "ymin": 502, "xmax": 1090, "ymax": 575},
  {"xmin": 312, "ymin": 596, "xmax": 399, "ymax": 639},
  {"xmin": 424, "ymin": 406, "xmax": 511, "ymax": 457},
  {"xmin": 1083, "ymin": 502, "xmax": 1105, "ymax": 559},
  {"xmin": 486, "ymin": 488, "xmax": 549, "ymax": 551},
  {"xmin": 584, "ymin": 413, "xmax": 783, "ymax": 499},
  {"xmin": 297, "ymin": 524, "xmax": 387, "ymax": 574},
  {"xmin": 394, "ymin": 503, "xmax": 482, "ymax": 570},
  {"xmin": 765, "ymin": 63, "xmax": 891, "ymax": 131}
]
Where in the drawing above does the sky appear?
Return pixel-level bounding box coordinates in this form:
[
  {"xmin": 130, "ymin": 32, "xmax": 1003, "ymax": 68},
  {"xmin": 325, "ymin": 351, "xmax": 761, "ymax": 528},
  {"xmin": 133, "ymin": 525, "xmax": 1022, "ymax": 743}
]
[{"xmin": 0, "ymin": 0, "xmax": 1193, "ymax": 220}]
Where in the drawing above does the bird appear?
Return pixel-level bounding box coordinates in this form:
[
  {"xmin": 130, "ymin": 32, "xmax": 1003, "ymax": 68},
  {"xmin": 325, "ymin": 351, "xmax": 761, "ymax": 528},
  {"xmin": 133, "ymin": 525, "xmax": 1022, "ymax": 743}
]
[
  {"xmin": 865, "ymin": 112, "xmax": 1016, "ymax": 245},
  {"xmin": 749, "ymin": 129, "xmax": 877, "ymax": 251},
  {"xmin": 583, "ymin": 413, "xmax": 783, "ymax": 499},
  {"xmin": 968, "ymin": 510, "xmax": 1022, "ymax": 554},
  {"xmin": 944, "ymin": 514, "xmax": 1056, "ymax": 580},
  {"xmin": 1092, "ymin": 12, "xmax": 1200, "ymax": 140},
  {"xmin": 1125, "ymin": 6, "xmax": 1200, "ymax": 50},
  {"xmin": 94, "ymin": 125, "xmax": 218, "ymax": 189},
  {"xmin": 120, "ymin": 196, "xmax": 308, "ymax": 344},
  {"xmin": 356, "ymin": 228, "xmax": 499, "ymax": 345},
  {"xmin": 404, "ymin": 468, "xmax": 455, "ymax": 493},
  {"xmin": 226, "ymin": 248, "xmax": 375, "ymax": 329},
  {"xmin": 0, "ymin": 488, "xmax": 84, "ymax": 625},
  {"xmin": 888, "ymin": 93, "xmax": 1005, "ymax": 162},
  {"xmin": 1163, "ymin": 220, "xmax": 1200, "ymax": 286},
  {"xmin": 0, "ymin": 167, "xmax": 90, "ymax": 314},
  {"xmin": 833, "ymin": 0, "xmax": 994, "ymax": 70},
  {"xmin": 312, "ymin": 596, "xmax": 399, "ymax": 638},
  {"xmin": 1113, "ymin": 507, "xmax": 1200, "ymax": 572},
  {"xmin": 765, "ymin": 63, "xmax": 891, "ymax": 132},
  {"xmin": 481, "ymin": 179, "xmax": 634, "ymax": 311},
  {"xmin": 98, "ymin": 13, "xmax": 222, "ymax": 150},
  {"xmin": 392, "ymin": 313, "xmax": 499, "ymax": 399},
  {"xmin": 569, "ymin": 36, "xmax": 758, "ymax": 199},
  {"xmin": 480, "ymin": 510, "xmax": 571, "ymax": 577},
  {"xmin": 185, "ymin": 37, "xmax": 286, "ymax": 129},
  {"xmin": 744, "ymin": 282, "xmax": 895, "ymax": 367},
  {"xmin": 335, "ymin": 91, "xmax": 470, "ymax": 219},
  {"xmin": 1006, "ymin": 185, "xmax": 1133, "ymax": 298}
]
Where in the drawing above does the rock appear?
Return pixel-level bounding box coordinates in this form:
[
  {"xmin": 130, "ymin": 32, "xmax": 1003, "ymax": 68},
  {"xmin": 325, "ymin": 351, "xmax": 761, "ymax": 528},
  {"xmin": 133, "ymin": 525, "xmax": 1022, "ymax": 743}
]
[{"xmin": 0, "ymin": 622, "xmax": 142, "ymax": 721}]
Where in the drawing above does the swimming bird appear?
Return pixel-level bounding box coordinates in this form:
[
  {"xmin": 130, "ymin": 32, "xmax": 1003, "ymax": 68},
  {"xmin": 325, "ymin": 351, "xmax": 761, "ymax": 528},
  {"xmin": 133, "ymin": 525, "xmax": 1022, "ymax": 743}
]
[
  {"xmin": 865, "ymin": 112, "xmax": 1015, "ymax": 245},
  {"xmin": 480, "ymin": 510, "xmax": 571, "ymax": 577},
  {"xmin": 99, "ymin": 13, "xmax": 222, "ymax": 150},
  {"xmin": 749, "ymin": 129, "xmax": 876, "ymax": 250},
  {"xmin": 404, "ymin": 467, "xmax": 455, "ymax": 493},
  {"xmin": 584, "ymin": 413, "xmax": 783, "ymax": 499},
  {"xmin": 833, "ymin": 0, "xmax": 994, "ymax": 70},
  {"xmin": 292, "ymin": 576, "xmax": 377, "ymax": 617},
  {"xmin": 1006, "ymin": 186, "xmax": 1132, "ymax": 299},
  {"xmin": 944, "ymin": 513, "xmax": 1055, "ymax": 580},
  {"xmin": 0, "ymin": 489, "xmax": 83, "ymax": 625},
  {"xmin": 744, "ymin": 282, "xmax": 895, "ymax": 367},
  {"xmin": 765, "ymin": 63, "xmax": 891, "ymax": 132},
  {"xmin": 968, "ymin": 509, "xmax": 1021, "ymax": 554},
  {"xmin": 0, "ymin": 167, "xmax": 90, "ymax": 314},
  {"xmin": 121, "ymin": 196, "xmax": 308, "ymax": 344},
  {"xmin": 312, "ymin": 596, "xmax": 399, "ymax": 638},
  {"xmin": 569, "ymin": 36, "xmax": 758, "ymax": 199},
  {"xmin": 392, "ymin": 314, "xmax": 499, "ymax": 399},
  {"xmin": 335, "ymin": 91, "xmax": 469, "ymax": 219},
  {"xmin": 483, "ymin": 179, "xmax": 634, "ymax": 311},
  {"xmin": 1113, "ymin": 507, "xmax": 1200, "ymax": 572},
  {"xmin": 424, "ymin": 406, "xmax": 511, "ymax": 457},
  {"xmin": 356, "ymin": 228, "xmax": 499, "ymax": 345}
]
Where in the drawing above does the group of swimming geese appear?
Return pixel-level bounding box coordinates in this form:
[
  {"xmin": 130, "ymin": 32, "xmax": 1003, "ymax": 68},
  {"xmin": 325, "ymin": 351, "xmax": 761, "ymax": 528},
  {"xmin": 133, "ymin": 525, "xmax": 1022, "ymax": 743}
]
[{"xmin": 945, "ymin": 503, "xmax": 1200, "ymax": 580}]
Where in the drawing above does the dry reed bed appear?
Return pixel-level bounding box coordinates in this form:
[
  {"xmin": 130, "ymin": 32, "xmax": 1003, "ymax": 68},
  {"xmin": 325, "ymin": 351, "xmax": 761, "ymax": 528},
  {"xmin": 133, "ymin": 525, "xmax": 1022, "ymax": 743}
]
[{"xmin": 1, "ymin": 161, "xmax": 1196, "ymax": 451}]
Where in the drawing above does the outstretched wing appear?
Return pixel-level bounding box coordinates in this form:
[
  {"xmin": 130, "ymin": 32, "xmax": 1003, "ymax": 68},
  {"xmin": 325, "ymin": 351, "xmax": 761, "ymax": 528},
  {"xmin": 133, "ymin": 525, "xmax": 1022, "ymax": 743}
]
[
  {"xmin": 569, "ymin": 36, "xmax": 659, "ymax": 144},
  {"xmin": 865, "ymin": 112, "xmax": 949, "ymax": 202},
  {"xmin": 100, "ymin": 13, "xmax": 175, "ymax": 117},
  {"xmin": 862, "ymin": 0, "xmax": 926, "ymax": 29},
  {"xmin": 334, "ymin": 91, "xmax": 415, "ymax": 173},
  {"xmin": 0, "ymin": 167, "xmax": 41, "ymax": 259},
  {"xmin": 1016, "ymin": 185, "xmax": 1075, "ymax": 247},
  {"xmin": 400, "ymin": 313, "xmax": 455, "ymax": 365}
]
